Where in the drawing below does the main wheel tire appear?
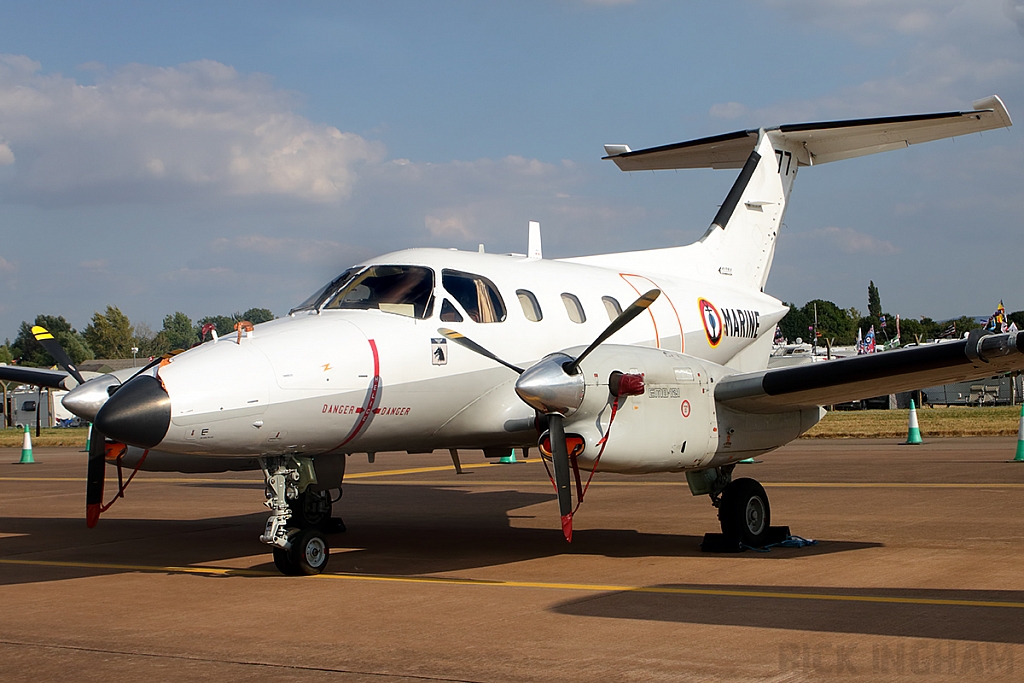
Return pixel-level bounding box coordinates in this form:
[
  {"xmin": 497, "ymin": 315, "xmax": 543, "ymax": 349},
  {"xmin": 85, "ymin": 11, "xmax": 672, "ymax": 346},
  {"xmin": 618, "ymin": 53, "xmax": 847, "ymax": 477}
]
[
  {"xmin": 289, "ymin": 490, "xmax": 333, "ymax": 529},
  {"xmin": 288, "ymin": 528, "xmax": 330, "ymax": 575},
  {"xmin": 719, "ymin": 478, "xmax": 771, "ymax": 547}
]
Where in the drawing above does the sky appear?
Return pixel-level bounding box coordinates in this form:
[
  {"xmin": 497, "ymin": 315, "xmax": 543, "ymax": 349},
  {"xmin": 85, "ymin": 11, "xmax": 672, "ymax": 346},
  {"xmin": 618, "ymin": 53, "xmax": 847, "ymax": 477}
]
[{"xmin": 0, "ymin": 0, "xmax": 1022, "ymax": 340}]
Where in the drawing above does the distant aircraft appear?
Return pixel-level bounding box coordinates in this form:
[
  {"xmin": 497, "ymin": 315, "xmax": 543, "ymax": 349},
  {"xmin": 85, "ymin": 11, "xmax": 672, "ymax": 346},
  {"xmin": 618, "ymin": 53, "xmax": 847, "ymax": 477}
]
[{"xmin": 6, "ymin": 96, "xmax": 1018, "ymax": 575}]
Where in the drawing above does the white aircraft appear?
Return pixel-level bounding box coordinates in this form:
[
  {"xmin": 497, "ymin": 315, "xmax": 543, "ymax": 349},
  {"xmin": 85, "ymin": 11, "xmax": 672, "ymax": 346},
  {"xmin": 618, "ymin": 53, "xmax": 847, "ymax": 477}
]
[{"xmin": 8, "ymin": 96, "xmax": 1019, "ymax": 575}]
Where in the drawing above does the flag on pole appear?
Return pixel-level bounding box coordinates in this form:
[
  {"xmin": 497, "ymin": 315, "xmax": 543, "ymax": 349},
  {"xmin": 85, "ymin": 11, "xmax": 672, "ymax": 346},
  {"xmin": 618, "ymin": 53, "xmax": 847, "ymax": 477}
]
[
  {"xmin": 879, "ymin": 315, "xmax": 887, "ymax": 329},
  {"xmin": 864, "ymin": 325, "xmax": 876, "ymax": 353},
  {"xmin": 774, "ymin": 325, "xmax": 784, "ymax": 345},
  {"xmin": 856, "ymin": 326, "xmax": 864, "ymax": 355}
]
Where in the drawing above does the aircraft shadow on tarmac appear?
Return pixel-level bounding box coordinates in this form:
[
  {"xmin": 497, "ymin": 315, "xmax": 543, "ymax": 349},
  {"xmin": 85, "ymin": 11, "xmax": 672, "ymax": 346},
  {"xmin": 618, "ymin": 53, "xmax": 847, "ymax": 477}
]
[
  {"xmin": 0, "ymin": 483, "xmax": 877, "ymax": 586},
  {"xmin": 550, "ymin": 586, "xmax": 1024, "ymax": 644}
]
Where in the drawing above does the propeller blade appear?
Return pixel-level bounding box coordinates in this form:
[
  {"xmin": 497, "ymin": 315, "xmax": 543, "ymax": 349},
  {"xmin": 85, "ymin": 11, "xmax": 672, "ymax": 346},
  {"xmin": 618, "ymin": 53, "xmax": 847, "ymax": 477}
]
[
  {"xmin": 437, "ymin": 328, "xmax": 525, "ymax": 374},
  {"xmin": 86, "ymin": 426, "xmax": 106, "ymax": 528},
  {"xmin": 31, "ymin": 325, "xmax": 86, "ymax": 386},
  {"xmin": 548, "ymin": 413, "xmax": 574, "ymax": 542},
  {"xmin": 566, "ymin": 289, "xmax": 660, "ymax": 374}
]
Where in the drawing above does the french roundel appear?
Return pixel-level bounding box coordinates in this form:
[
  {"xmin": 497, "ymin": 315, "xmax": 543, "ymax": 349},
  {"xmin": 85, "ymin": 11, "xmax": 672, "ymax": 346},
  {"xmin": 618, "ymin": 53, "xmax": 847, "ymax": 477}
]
[{"xmin": 698, "ymin": 298, "xmax": 723, "ymax": 347}]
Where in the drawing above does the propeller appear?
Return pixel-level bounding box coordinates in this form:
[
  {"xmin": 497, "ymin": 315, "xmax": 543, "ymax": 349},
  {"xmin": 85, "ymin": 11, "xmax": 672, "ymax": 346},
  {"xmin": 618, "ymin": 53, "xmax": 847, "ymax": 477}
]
[
  {"xmin": 86, "ymin": 425, "xmax": 107, "ymax": 528},
  {"xmin": 31, "ymin": 326, "xmax": 86, "ymax": 386},
  {"xmin": 28, "ymin": 326, "xmax": 182, "ymax": 526},
  {"xmin": 438, "ymin": 289, "xmax": 660, "ymax": 542}
]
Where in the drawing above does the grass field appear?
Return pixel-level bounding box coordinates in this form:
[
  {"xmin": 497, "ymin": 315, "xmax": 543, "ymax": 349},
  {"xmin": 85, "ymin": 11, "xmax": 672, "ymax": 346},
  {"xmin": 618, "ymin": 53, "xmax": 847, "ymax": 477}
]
[
  {"xmin": 803, "ymin": 405, "xmax": 1022, "ymax": 438},
  {"xmin": 2, "ymin": 405, "xmax": 1022, "ymax": 447}
]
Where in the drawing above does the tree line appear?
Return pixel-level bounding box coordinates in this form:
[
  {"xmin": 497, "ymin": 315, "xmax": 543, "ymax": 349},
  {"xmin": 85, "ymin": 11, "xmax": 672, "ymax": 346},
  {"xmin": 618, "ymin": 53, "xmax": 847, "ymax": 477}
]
[
  {"xmin": 1, "ymin": 306, "xmax": 275, "ymax": 367},
  {"xmin": 779, "ymin": 281, "xmax": 1022, "ymax": 347}
]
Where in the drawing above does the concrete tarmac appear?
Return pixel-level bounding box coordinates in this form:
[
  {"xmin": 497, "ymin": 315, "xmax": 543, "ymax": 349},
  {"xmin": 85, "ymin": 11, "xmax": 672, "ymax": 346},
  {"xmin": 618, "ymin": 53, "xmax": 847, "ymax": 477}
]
[{"xmin": 2, "ymin": 438, "xmax": 1024, "ymax": 682}]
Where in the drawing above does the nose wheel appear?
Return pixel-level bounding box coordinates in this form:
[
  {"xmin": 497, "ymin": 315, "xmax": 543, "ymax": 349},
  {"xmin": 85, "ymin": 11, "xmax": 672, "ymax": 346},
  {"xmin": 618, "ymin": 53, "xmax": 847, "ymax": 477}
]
[{"xmin": 273, "ymin": 527, "xmax": 331, "ymax": 576}]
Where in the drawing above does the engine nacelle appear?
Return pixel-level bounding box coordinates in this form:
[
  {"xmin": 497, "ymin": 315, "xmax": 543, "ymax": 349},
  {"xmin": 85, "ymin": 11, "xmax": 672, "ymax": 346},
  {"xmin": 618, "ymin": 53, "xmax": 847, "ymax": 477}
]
[
  {"xmin": 555, "ymin": 344, "xmax": 826, "ymax": 474},
  {"xmin": 560, "ymin": 345, "xmax": 719, "ymax": 474}
]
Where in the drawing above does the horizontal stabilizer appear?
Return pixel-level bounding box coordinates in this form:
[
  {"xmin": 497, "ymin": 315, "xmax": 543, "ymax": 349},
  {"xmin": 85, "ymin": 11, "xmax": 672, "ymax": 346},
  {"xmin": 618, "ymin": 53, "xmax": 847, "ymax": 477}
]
[
  {"xmin": 605, "ymin": 95, "xmax": 1012, "ymax": 171},
  {"xmin": 716, "ymin": 330, "xmax": 1024, "ymax": 413}
]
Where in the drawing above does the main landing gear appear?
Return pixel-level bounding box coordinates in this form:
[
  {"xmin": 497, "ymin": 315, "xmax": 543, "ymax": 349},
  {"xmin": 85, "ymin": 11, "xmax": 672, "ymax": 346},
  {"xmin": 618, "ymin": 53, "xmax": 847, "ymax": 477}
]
[
  {"xmin": 690, "ymin": 464, "xmax": 774, "ymax": 547},
  {"xmin": 259, "ymin": 456, "xmax": 343, "ymax": 575},
  {"xmin": 716, "ymin": 477, "xmax": 771, "ymax": 546}
]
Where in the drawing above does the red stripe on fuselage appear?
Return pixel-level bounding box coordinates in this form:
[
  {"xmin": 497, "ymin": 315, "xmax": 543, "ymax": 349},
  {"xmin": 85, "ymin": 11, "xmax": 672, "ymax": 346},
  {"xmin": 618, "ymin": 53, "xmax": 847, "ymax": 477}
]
[{"xmin": 332, "ymin": 339, "xmax": 381, "ymax": 450}]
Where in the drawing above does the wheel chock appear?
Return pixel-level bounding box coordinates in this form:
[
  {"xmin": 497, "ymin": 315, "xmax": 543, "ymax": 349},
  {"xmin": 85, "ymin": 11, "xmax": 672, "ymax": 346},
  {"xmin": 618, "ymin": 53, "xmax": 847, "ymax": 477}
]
[{"xmin": 700, "ymin": 533, "xmax": 744, "ymax": 553}]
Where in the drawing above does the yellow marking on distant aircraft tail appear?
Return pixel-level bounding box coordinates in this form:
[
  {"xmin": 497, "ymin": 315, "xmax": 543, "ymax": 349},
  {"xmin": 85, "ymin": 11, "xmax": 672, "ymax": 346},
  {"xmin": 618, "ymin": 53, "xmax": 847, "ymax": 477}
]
[{"xmin": 1, "ymin": 558, "xmax": 1022, "ymax": 610}]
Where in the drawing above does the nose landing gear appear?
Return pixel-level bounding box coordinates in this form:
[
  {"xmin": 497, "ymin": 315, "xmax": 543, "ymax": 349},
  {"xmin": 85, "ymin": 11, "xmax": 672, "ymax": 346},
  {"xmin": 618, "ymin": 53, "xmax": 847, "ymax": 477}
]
[{"xmin": 260, "ymin": 456, "xmax": 337, "ymax": 575}]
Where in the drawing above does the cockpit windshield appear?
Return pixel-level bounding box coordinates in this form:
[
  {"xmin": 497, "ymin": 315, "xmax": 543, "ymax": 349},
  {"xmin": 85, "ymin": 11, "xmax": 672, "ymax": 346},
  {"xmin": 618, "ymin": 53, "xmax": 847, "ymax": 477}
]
[
  {"xmin": 289, "ymin": 267, "xmax": 362, "ymax": 315},
  {"xmin": 321, "ymin": 265, "xmax": 435, "ymax": 318}
]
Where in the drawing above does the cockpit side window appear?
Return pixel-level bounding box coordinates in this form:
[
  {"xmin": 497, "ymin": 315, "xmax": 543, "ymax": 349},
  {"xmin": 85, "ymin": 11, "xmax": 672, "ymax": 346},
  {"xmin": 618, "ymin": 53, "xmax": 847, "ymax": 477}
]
[
  {"xmin": 439, "ymin": 299, "xmax": 463, "ymax": 323},
  {"xmin": 441, "ymin": 270, "xmax": 506, "ymax": 323},
  {"xmin": 321, "ymin": 265, "xmax": 435, "ymax": 319}
]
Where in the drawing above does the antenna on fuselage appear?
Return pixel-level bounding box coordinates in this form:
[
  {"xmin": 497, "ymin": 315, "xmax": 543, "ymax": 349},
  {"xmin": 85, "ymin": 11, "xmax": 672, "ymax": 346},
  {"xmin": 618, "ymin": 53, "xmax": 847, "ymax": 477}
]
[{"xmin": 528, "ymin": 220, "xmax": 542, "ymax": 260}]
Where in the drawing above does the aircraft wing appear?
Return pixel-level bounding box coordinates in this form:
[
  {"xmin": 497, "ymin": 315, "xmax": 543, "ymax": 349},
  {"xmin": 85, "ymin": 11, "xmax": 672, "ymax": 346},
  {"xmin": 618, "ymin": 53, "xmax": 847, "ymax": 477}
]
[
  {"xmin": 0, "ymin": 365, "xmax": 71, "ymax": 389},
  {"xmin": 716, "ymin": 330, "xmax": 1024, "ymax": 413},
  {"xmin": 604, "ymin": 95, "xmax": 1012, "ymax": 171}
]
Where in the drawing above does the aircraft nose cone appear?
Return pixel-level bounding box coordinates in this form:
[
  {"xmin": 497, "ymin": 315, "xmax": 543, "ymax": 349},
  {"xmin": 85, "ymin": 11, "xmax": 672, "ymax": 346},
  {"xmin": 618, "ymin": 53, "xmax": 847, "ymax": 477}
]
[{"xmin": 94, "ymin": 375, "xmax": 171, "ymax": 449}]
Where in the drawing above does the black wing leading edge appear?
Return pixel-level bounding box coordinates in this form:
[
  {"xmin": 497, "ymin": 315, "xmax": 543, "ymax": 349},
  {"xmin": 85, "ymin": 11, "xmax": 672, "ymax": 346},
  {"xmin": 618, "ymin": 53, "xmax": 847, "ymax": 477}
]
[{"xmin": 716, "ymin": 330, "xmax": 1024, "ymax": 413}]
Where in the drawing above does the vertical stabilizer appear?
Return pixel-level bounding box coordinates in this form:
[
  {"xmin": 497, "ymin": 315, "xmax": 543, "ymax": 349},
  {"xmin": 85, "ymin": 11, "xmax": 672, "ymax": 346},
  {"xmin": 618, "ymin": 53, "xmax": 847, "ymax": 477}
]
[
  {"xmin": 699, "ymin": 131, "xmax": 793, "ymax": 291},
  {"xmin": 575, "ymin": 96, "xmax": 1011, "ymax": 289}
]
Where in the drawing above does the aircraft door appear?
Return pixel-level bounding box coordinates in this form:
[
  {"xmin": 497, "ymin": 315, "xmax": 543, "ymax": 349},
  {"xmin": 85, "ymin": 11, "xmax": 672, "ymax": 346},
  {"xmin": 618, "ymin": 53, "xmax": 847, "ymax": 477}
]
[{"xmin": 620, "ymin": 274, "xmax": 683, "ymax": 352}]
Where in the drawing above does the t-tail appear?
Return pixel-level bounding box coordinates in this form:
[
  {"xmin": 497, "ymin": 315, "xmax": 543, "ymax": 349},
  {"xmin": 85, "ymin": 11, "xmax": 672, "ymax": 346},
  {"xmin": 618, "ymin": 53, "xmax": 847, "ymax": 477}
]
[{"xmin": 575, "ymin": 96, "xmax": 1011, "ymax": 292}]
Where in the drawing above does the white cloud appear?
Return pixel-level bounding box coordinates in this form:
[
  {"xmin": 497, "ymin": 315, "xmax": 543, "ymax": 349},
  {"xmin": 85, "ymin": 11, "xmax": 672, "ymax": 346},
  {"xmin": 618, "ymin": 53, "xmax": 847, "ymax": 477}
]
[
  {"xmin": 79, "ymin": 259, "xmax": 108, "ymax": 273},
  {"xmin": 1011, "ymin": 0, "xmax": 1024, "ymax": 35},
  {"xmin": 425, "ymin": 214, "xmax": 473, "ymax": 238},
  {"xmin": 0, "ymin": 255, "xmax": 15, "ymax": 273},
  {"xmin": 719, "ymin": 0, "xmax": 1024, "ymax": 124},
  {"xmin": 800, "ymin": 226, "xmax": 900, "ymax": 255},
  {"xmin": 0, "ymin": 56, "xmax": 384, "ymax": 205},
  {"xmin": 764, "ymin": 0, "xmax": 959, "ymax": 42},
  {"xmin": 210, "ymin": 235, "xmax": 371, "ymax": 265},
  {"xmin": 709, "ymin": 102, "xmax": 749, "ymax": 120}
]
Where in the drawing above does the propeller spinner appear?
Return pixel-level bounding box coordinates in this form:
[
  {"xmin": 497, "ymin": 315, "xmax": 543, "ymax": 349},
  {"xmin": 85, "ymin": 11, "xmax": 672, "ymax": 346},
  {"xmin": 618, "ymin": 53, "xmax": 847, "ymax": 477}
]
[{"xmin": 439, "ymin": 289, "xmax": 659, "ymax": 542}]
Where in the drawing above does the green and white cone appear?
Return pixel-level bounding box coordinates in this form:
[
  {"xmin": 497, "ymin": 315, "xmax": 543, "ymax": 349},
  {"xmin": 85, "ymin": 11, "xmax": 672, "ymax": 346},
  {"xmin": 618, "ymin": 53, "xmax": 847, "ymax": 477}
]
[
  {"xmin": 18, "ymin": 424, "xmax": 35, "ymax": 464},
  {"xmin": 498, "ymin": 448, "xmax": 517, "ymax": 464},
  {"xmin": 904, "ymin": 399, "xmax": 923, "ymax": 445},
  {"xmin": 1014, "ymin": 405, "xmax": 1024, "ymax": 462}
]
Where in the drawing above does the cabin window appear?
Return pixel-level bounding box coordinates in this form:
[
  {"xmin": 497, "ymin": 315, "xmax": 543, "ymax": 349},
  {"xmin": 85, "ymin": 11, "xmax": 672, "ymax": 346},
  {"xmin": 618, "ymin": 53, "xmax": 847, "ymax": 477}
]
[
  {"xmin": 602, "ymin": 296, "xmax": 622, "ymax": 321},
  {"xmin": 561, "ymin": 293, "xmax": 586, "ymax": 324},
  {"xmin": 442, "ymin": 270, "xmax": 507, "ymax": 323},
  {"xmin": 321, "ymin": 265, "xmax": 435, "ymax": 319},
  {"xmin": 440, "ymin": 299, "xmax": 463, "ymax": 323},
  {"xmin": 516, "ymin": 289, "xmax": 543, "ymax": 322}
]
